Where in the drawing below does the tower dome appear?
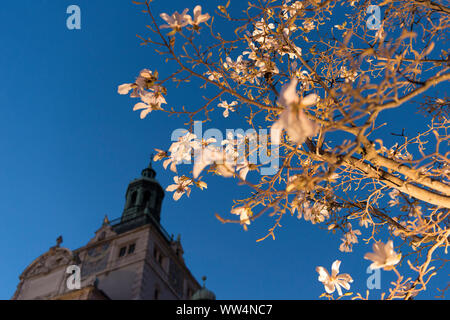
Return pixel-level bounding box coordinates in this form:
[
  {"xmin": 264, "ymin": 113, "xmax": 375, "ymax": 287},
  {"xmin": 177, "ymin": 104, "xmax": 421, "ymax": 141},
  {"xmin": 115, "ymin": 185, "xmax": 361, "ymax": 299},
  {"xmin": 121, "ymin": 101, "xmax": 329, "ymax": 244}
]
[{"xmin": 191, "ymin": 276, "xmax": 216, "ymax": 300}]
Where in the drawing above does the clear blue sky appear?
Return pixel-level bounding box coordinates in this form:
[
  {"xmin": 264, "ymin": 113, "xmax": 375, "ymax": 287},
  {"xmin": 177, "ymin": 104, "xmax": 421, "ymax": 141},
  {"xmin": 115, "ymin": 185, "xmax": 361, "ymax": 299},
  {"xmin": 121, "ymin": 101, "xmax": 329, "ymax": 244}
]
[{"xmin": 0, "ymin": 0, "xmax": 446, "ymax": 300}]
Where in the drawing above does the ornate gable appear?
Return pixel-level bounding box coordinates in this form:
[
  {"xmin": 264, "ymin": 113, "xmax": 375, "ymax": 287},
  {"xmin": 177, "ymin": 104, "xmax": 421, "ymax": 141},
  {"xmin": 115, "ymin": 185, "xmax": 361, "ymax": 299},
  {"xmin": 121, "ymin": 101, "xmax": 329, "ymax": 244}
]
[
  {"xmin": 87, "ymin": 222, "xmax": 117, "ymax": 245},
  {"xmin": 19, "ymin": 247, "xmax": 75, "ymax": 280}
]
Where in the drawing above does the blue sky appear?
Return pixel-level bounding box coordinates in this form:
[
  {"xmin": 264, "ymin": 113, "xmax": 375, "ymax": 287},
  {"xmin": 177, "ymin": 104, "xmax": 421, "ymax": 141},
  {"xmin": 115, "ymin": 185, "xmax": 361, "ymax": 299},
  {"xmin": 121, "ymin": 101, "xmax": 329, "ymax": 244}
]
[{"xmin": 0, "ymin": 0, "xmax": 447, "ymax": 300}]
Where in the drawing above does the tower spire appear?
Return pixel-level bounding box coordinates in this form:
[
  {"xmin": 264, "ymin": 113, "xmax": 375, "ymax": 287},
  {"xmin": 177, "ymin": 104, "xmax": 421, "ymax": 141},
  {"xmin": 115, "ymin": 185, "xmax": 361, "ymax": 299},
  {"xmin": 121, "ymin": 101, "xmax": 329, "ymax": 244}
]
[
  {"xmin": 149, "ymin": 153, "xmax": 155, "ymax": 168},
  {"xmin": 141, "ymin": 154, "xmax": 156, "ymax": 179}
]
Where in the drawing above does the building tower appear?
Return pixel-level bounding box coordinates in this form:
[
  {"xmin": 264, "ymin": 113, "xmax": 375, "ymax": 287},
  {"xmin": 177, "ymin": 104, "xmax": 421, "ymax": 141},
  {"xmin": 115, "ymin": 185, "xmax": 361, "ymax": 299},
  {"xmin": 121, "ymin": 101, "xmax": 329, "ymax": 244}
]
[
  {"xmin": 12, "ymin": 160, "xmax": 201, "ymax": 300},
  {"xmin": 121, "ymin": 160, "xmax": 164, "ymax": 224}
]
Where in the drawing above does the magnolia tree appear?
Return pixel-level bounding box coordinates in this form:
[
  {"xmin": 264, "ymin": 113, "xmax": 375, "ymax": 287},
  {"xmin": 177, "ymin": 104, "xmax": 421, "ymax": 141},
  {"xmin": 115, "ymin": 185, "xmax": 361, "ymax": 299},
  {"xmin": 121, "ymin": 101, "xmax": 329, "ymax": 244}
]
[{"xmin": 119, "ymin": 0, "xmax": 449, "ymax": 299}]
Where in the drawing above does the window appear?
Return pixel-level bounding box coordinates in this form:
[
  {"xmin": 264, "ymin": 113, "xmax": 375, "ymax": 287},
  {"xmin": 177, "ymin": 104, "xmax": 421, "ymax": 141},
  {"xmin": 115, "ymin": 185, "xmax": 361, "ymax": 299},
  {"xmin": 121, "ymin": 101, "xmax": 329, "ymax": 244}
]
[
  {"xmin": 153, "ymin": 246, "xmax": 163, "ymax": 265},
  {"xmin": 142, "ymin": 191, "xmax": 151, "ymax": 208},
  {"xmin": 128, "ymin": 191, "xmax": 138, "ymax": 208},
  {"xmin": 118, "ymin": 243, "xmax": 136, "ymax": 258},
  {"xmin": 118, "ymin": 246, "xmax": 127, "ymax": 257},
  {"xmin": 150, "ymin": 193, "xmax": 156, "ymax": 208}
]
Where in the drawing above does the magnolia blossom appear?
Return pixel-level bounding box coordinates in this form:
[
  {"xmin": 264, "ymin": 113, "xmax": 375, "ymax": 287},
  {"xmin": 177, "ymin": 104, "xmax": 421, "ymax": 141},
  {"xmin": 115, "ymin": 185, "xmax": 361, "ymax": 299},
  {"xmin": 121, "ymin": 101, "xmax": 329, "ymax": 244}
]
[
  {"xmin": 118, "ymin": 83, "xmax": 134, "ymax": 95},
  {"xmin": 118, "ymin": 69, "xmax": 156, "ymax": 97},
  {"xmin": 279, "ymin": 45, "xmax": 302, "ymax": 59},
  {"xmin": 118, "ymin": 69, "xmax": 167, "ymax": 119},
  {"xmin": 163, "ymin": 132, "xmax": 199, "ymax": 173},
  {"xmin": 309, "ymin": 203, "xmax": 330, "ymax": 224},
  {"xmin": 271, "ymin": 78, "xmax": 320, "ymax": 145},
  {"xmin": 214, "ymin": 161, "xmax": 236, "ymax": 177},
  {"xmin": 287, "ymin": 1, "xmax": 303, "ymax": 16},
  {"xmin": 291, "ymin": 192, "xmax": 306, "ymax": 218},
  {"xmin": 135, "ymin": 69, "xmax": 156, "ymax": 91},
  {"xmin": 283, "ymin": 24, "xmax": 298, "ymax": 37},
  {"xmin": 293, "ymin": 197, "xmax": 330, "ymax": 224},
  {"xmin": 339, "ymin": 66, "xmax": 358, "ymax": 83},
  {"xmin": 295, "ymin": 69, "xmax": 313, "ymax": 91},
  {"xmin": 133, "ymin": 89, "xmax": 167, "ymax": 119},
  {"xmin": 409, "ymin": 205, "xmax": 422, "ymax": 217},
  {"xmin": 242, "ymin": 41, "xmax": 260, "ymax": 61},
  {"xmin": 382, "ymin": 143, "xmax": 413, "ymax": 161},
  {"xmin": 302, "ymin": 20, "xmax": 315, "ymax": 32},
  {"xmin": 188, "ymin": 5, "xmax": 210, "ymax": 29},
  {"xmin": 359, "ymin": 214, "xmax": 372, "ymax": 228},
  {"xmin": 165, "ymin": 176, "xmax": 193, "ymax": 201},
  {"xmin": 316, "ymin": 260, "xmax": 353, "ymax": 296},
  {"xmin": 388, "ymin": 189, "xmax": 400, "ymax": 207},
  {"xmin": 252, "ymin": 18, "xmax": 275, "ymax": 43},
  {"xmin": 364, "ymin": 240, "xmax": 402, "ymax": 270},
  {"xmin": 193, "ymin": 146, "xmax": 234, "ymax": 179},
  {"xmin": 170, "ymin": 132, "xmax": 199, "ymax": 161},
  {"xmin": 301, "ymin": 202, "xmax": 313, "ymax": 221},
  {"xmin": 334, "ymin": 22, "xmax": 347, "ymax": 31},
  {"xmin": 221, "ymin": 131, "xmax": 245, "ymax": 159},
  {"xmin": 133, "ymin": 102, "xmax": 154, "ymax": 119},
  {"xmin": 339, "ymin": 223, "xmax": 361, "ymax": 253},
  {"xmin": 388, "ymin": 217, "xmax": 408, "ymax": 239},
  {"xmin": 230, "ymin": 206, "xmax": 252, "ymax": 225},
  {"xmin": 236, "ymin": 160, "xmax": 252, "ymax": 180},
  {"xmin": 223, "ymin": 55, "xmax": 247, "ymax": 75},
  {"xmin": 218, "ymin": 100, "xmax": 238, "ymax": 118},
  {"xmin": 205, "ymin": 70, "xmax": 222, "ymax": 81},
  {"xmin": 160, "ymin": 9, "xmax": 190, "ymax": 31},
  {"xmin": 255, "ymin": 58, "xmax": 279, "ymax": 74}
]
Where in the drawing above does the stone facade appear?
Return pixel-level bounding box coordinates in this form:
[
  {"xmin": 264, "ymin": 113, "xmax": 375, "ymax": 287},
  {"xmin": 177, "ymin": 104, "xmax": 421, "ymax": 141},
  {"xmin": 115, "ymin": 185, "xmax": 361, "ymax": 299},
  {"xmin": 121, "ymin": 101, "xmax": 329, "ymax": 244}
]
[{"xmin": 12, "ymin": 161, "xmax": 201, "ymax": 300}]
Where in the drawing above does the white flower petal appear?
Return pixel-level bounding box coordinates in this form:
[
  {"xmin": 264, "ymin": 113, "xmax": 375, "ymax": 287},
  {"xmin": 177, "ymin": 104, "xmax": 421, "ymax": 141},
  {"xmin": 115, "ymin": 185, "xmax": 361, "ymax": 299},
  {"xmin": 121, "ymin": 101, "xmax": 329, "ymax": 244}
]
[
  {"xmin": 118, "ymin": 83, "xmax": 133, "ymax": 95},
  {"xmin": 300, "ymin": 93, "xmax": 319, "ymax": 107},
  {"xmin": 316, "ymin": 266, "xmax": 330, "ymax": 283},
  {"xmin": 331, "ymin": 260, "xmax": 341, "ymax": 277}
]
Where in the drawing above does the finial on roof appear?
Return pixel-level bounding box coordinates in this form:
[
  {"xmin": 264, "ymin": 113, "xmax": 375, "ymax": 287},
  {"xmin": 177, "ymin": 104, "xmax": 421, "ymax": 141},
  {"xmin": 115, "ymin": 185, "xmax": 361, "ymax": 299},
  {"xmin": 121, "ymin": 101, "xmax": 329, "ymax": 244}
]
[
  {"xmin": 56, "ymin": 235, "xmax": 63, "ymax": 248},
  {"xmin": 202, "ymin": 276, "xmax": 207, "ymax": 288},
  {"xmin": 149, "ymin": 154, "xmax": 155, "ymax": 168},
  {"xmin": 141, "ymin": 154, "xmax": 157, "ymax": 179},
  {"xmin": 103, "ymin": 215, "xmax": 110, "ymax": 226}
]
